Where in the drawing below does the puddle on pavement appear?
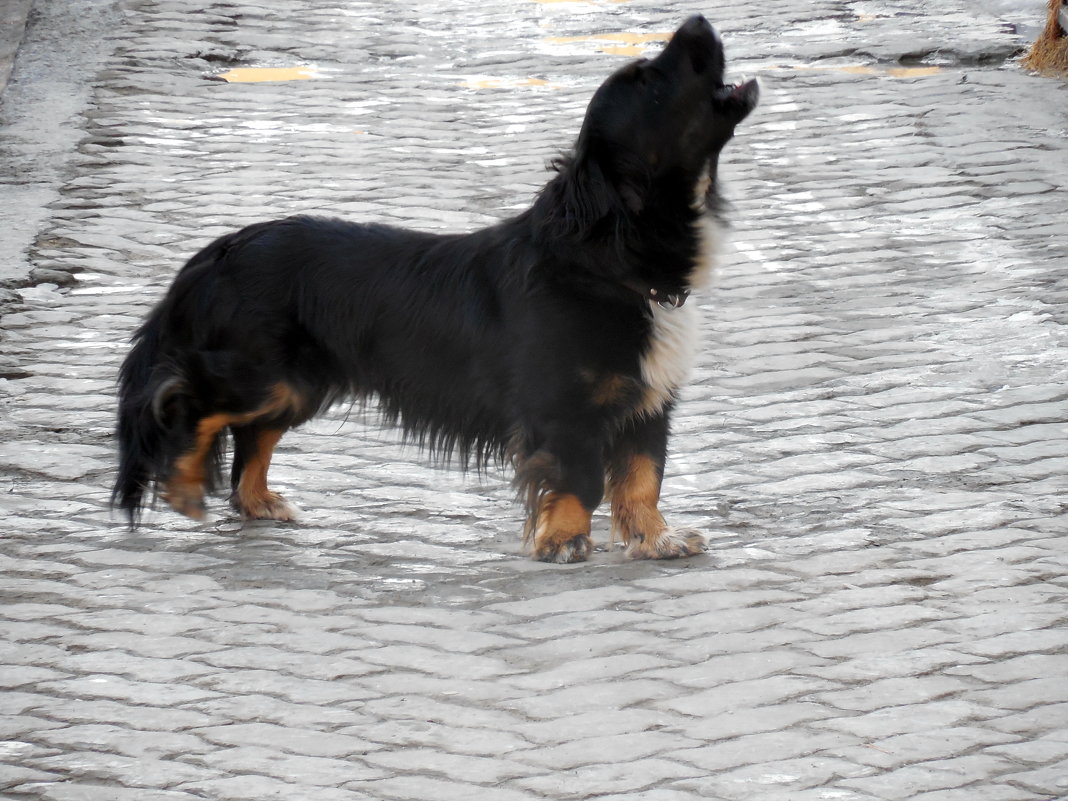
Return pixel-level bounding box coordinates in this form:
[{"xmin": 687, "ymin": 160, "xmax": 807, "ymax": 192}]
[
  {"xmin": 544, "ymin": 31, "xmax": 671, "ymax": 57},
  {"xmin": 217, "ymin": 66, "xmax": 319, "ymax": 83}
]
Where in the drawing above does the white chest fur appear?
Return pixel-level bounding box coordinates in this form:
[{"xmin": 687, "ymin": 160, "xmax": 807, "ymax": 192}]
[{"xmin": 637, "ymin": 214, "xmax": 724, "ymax": 416}]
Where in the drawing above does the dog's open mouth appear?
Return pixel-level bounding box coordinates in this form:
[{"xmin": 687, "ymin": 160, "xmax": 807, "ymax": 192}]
[
  {"xmin": 648, "ymin": 287, "xmax": 690, "ymax": 309},
  {"xmin": 714, "ymin": 79, "xmax": 761, "ymax": 111}
]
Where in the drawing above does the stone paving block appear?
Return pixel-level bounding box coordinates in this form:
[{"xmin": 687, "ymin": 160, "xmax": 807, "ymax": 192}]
[
  {"xmin": 963, "ymin": 630, "xmax": 1068, "ymax": 659},
  {"xmin": 0, "ymin": 765, "xmax": 63, "ymax": 792},
  {"xmin": 28, "ymin": 749, "xmax": 222, "ymax": 788},
  {"xmin": 986, "ymin": 730, "xmax": 1068, "ymax": 766},
  {"xmin": 56, "ymin": 631, "xmax": 222, "ymax": 659},
  {"xmin": 364, "ymin": 746, "xmax": 540, "ymax": 783},
  {"xmin": 680, "ymin": 754, "xmax": 875, "ymax": 798},
  {"xmin": 33, "ymin": 724, "xmax": 213, "ymax": 761},
  {"xmin": 1006, "ymin": 764, "xmax": 1068, "ymax": 798},
  {"xmin": 837, "ymin": 754, "xmax": 1026, "ymax": 801},
  {"xmin": 801, "ymin": 646, "xmax": 985, "ymax": 684},
  {"xmin": 645, "ymin": 647, "xmax": 826, "ymax": 691},
  {"xmin": 908, "ymin": 788, "xmax": 1046, "ymax": 801},
  {"xmin": 501, "ymin": 678, "xmax": 682, "ymax": 721},
  {"xmin": 674, "ymin": 728, "xmax": 856, "ymax": 773},
  {"xmin": 809, "ymin": 698, "xmax": 1000, "ymax": 741},
  {"xmin": 485, "ymin": 584, "xmax": 664, "ymax": 617},
  {"xmin": 189, "ymin": 745, "xmax": 385, "ymax": 785},
  {"xmin": 36, "ymin": 674, "xmax": 221, "ymax": 706},
  {"xmin": 811, "ymin": 674, "xmax": 978, "ymax": 717},
  {"xmin": 832, "ymin": 727, "xmax": 1021, "ymax": 770},
  {"xmin": 792, "ymin": 603, "xmax": 951, "ymax": 638},
  {"xmin": 178, "ymin": 775, "xmax": 374, "ymax": 801},
  {"xmin": 52, "ymin": 650, "xmax": 217, "ymax": 683},
  {"xmin": 355, "ymin": 774, "xmax": 541, "ymax": 801},
  {"xmin": 195, "ymin": 646, "xmax": 382, "ymax": 680},
  {"xmin": 512, "ymin": 757, "xmax": 705, "ymax": 798},
  {"xmin": 591, "ymin": 790, "xmax": 732, "ymax": 801},
  {"xmin": 967, "ymin": 677, "xmax": 1068, "ymax": 712},
  {"xmin": 29, "ymin": 696, "xmax": 217, "ymax": 731},
  {"xmin": 10, "ymin": 784, "xmax": 205, "ymax": 801},
  {"xmin": 342, "ymin": 716, "xmax": 534, "ymax": 757},
  {"xmin": 679, "ymin": 701, "xmax": 837, "ymax": 742}
]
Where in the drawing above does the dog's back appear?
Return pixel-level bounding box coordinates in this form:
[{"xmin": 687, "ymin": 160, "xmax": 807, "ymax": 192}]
[{"xmin": 113, "ymin": 215, "xmax": 523, "ymax": 521}]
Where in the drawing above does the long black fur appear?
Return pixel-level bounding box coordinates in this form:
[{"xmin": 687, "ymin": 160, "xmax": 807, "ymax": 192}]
[{"xmin": 113, "ymin": 16, "xmax": 758, "ymax": 559}]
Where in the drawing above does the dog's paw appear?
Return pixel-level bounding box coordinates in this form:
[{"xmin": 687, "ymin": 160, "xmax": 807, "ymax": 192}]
[
  {"xmin": 625, "ymin": 527, "xmax": 707, "ymax": 560},
  {"xmin": 163, "ymin": 483, "xmax": 206, "ymax": 520},
  {"xmin": 533, "ymin": 533, "xmax": 592, "ymax": 563},
  {"xmin": 235, "ymin": 491, "xmax": 298, "ymax": 522}
]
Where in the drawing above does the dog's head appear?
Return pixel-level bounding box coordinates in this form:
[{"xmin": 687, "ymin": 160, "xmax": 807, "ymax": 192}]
[{"xmin": 546, "ymin": 15, "xmax": 758, "ymax": 231}]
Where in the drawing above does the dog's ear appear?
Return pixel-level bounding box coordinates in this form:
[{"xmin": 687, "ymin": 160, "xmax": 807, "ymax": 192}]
[
  {"xmin": 611, "ymin": 151, "xmax": 650, "ymax": 215},
  {"xmin": 545, "ymin": 147, "xmax": 647, "ymax": 233},
  {"xmin": 554, "ymin": 154, "xmax": 618, "ymax": 231}
]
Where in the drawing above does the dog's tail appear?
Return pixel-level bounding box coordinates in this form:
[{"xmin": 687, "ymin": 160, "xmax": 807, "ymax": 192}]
[
  {"xmin": 112, "ymin": 308, "xmax": 190, "ymax": 523},
  {"xmin": 112, "ymin": 238, "xmax": 236, "ymax": 524}
]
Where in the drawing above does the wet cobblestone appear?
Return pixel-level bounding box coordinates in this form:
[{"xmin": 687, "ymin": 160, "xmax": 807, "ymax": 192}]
[{"xmin": 2, "ymin": 0, "xmax": 1067, "ymax": 799}]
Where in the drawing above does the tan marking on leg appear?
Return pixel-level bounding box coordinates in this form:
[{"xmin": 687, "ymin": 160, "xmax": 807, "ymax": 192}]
[
  {"xmin": 163, "ymin": 382, "xmax": 305, "ymax": 520},
  {"xmin": 610, "ymin": 453, "xmax": 665, "ymax": 543},
  {"xmin": 611, "ymin": 454, "xmax": 705, "ymax": 560},
  {"xmin": 531, "ymin": 492, "xmax": 593, "ymax": 563},
  {"xmin": 236, "ymin": 428, "xmax": 296, "ymax": 521},
  {"xmin": 163, "ymin": 413, "xmax": 233, "ymax": 519}
]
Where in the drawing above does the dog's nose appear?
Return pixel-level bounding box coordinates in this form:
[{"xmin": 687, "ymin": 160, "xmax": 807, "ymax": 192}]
[
  {"xmin": 679, "ymin": 14, "xmax": 714, "ymax": 37},
  {"xmin": 675, "ymin": 14, "xmax": 722, "ymax": 53}
]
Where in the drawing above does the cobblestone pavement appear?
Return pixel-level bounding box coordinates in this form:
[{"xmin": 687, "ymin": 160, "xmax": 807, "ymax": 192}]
[{"xmin": 2, "ymin": 1, "xmax": 1067, "ymax": 799}]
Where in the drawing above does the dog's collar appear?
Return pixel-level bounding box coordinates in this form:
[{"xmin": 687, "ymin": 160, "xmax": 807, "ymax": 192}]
[{"xmin": 623, "ymin": 278, "xmax": 690, "ymax": 310}]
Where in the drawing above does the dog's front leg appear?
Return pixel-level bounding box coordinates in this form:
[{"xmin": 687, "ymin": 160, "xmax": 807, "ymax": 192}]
[
  {"xmin": 520, "ymin": 425, "xmax": 604, "ymax": 563},
  {"xmin": 608, "ymin": 410, "xmax": 706, "ymax": 560}
]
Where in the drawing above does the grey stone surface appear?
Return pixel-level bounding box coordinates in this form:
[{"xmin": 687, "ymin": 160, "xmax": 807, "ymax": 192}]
[{"xmin": 2, "ymin": 1, "xmax": 1068, "ymax": 800}]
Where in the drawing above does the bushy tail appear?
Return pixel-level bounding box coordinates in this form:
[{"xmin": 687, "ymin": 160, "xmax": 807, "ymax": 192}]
[
  {"xmin": 111, "ymin": 307, "xmax": 224, "ymax": 525},
  {"xmin": 112, "ymin": 310, "xmax": 177, "ymax": 522}
]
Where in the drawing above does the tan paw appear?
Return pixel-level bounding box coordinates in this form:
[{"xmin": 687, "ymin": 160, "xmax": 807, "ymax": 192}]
[
  {"xmin": 162, "ymin": 481, "xmax": 206, "ymax": 520},
  {"xmin": 624, "ymin": 527, "xmax": 707, "ymax": 560},
  {"xmin": 236, "ymin": 491, "xmax": 298, "ymax": 522},
  {"xmin": 532, "ymin": 533, "xmax": 592, "ymax": 563}
]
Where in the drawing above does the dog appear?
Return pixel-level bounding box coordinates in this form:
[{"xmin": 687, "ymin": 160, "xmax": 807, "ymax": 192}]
[{"xmin": 112, "ymin": 15, "xmax": 758, "ymax": 562}]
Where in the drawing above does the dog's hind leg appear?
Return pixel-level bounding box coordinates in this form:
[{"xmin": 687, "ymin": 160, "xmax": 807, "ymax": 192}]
[
  {"xmin": 607, "ymin": 411, "xmax": 706, "ymax": 560},
  {"xmin": 162, "ymin": 412, "xmax": 233, "ymax": 520},
  {"xmin": 163, "ymin": 382, "xmax": 307, "ymax": 521},
  {"xmin": 230, "ymin": 425, "xmax": 296, "ymax": 521}
]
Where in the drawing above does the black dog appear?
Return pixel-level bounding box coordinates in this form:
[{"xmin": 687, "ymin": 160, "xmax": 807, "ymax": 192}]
[{"xmin": 113, "ymin": 15, "xmax": 758, "ymax": 562}]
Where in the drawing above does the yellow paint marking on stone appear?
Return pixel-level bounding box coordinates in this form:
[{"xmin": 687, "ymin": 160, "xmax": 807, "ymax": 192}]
[
  {"xmin": 787, "ymin": 64, "xmax": 943, "ymax": 78},
  {"xmin": 886, "ymin": 66, "xmax": 944, "ymax": 78},
  {"xmin": 545, "ymin": 31, "xmax": 671, "ymax": 57},
  {"xmin": 461, "ymin": 76, "xmax": 559, "ymax": 89},
  {"xmin": 219, "ymin": 66, "xmax": 318, "ymax": 83}
]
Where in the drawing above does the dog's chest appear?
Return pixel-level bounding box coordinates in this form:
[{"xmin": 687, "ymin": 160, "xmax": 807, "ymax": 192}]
[
  {"xmin": 635, "ymin": 214, "xmax": 721, "ymax": 416},
  {"xmin": 637, "ymin": 302, "xmax": 700, "ymax": 416}
]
